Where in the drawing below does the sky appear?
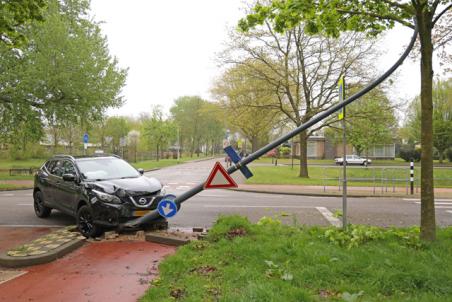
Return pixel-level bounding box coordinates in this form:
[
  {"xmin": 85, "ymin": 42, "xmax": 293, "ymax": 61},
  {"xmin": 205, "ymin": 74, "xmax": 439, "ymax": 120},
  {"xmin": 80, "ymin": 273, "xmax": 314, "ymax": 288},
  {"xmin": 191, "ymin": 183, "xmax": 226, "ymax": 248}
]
[{"xmin": 89, "ymin": 0, "xmax": 439, "ymax": 119}]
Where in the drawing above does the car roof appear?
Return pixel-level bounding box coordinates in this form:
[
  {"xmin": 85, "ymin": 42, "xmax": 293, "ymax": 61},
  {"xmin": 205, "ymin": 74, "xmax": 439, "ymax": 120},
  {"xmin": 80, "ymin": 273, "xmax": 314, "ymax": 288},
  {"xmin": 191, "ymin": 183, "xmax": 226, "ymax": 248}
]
[{"xmin": 51, "ymin": 154, "xmax": 121, "ymax": 161}]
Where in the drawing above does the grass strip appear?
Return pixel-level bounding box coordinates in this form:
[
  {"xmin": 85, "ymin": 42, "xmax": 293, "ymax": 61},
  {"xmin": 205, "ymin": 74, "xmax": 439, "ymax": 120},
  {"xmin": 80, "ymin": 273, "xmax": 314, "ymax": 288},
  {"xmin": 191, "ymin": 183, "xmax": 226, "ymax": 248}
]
[
  {"xmin": 142, "ymin": 215, "xmax": 452, "ymax": 302},
  {"xmin": 246, "ymin": 166, "xmax": 452, "ymax": 188}
]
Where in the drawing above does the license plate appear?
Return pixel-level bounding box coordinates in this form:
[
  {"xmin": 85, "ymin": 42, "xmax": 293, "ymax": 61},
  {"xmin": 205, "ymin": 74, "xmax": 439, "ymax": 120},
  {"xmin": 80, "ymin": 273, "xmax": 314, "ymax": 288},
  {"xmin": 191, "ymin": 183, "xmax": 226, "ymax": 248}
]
[{"xmin": 133, "ymin": 210, "xmax": 151, "ymax": 217}]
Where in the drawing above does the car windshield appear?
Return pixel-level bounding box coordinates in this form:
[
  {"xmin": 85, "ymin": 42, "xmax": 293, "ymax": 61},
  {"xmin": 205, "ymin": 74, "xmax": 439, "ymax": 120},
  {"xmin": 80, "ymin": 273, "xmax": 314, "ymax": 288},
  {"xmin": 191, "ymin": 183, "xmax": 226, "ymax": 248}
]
[{"xmin": 76, "ymin": 157, "xmax": 140, "ymax": 181}]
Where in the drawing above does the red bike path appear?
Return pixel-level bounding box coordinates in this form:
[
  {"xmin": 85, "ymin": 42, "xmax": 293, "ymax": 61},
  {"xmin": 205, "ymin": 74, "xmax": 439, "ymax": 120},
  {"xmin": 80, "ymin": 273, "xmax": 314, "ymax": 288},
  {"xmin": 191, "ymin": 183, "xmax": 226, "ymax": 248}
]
[{"xmin": 0, "ymin": 241, "xmax": 176, "ymax": 302}]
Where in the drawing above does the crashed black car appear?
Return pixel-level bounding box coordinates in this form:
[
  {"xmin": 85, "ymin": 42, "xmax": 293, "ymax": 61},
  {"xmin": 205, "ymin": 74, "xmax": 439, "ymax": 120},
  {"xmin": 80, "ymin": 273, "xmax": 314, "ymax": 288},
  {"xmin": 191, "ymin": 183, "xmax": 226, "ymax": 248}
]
[{"xmin": 33, "ymin": 154, "xmax": 166, "ymax": 237}]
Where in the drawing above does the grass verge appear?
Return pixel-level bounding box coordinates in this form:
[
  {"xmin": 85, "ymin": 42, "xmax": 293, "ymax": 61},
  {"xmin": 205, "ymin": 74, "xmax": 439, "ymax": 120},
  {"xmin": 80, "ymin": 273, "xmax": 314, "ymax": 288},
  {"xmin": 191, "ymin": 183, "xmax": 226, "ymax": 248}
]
[
  {"xmin": 0, "ymin": 183, "xmax": 30, "ymax": 190},
  {"xmin": 255, "ymin": 157, "xmax": 452, "ymax": 167},
  {"xmin": 142, "ymin": 216, "xmax": 452, "ymax": 302},
  {"xmin": 246, "ymin": 166, "xmax": 452, "ymax": 188}
]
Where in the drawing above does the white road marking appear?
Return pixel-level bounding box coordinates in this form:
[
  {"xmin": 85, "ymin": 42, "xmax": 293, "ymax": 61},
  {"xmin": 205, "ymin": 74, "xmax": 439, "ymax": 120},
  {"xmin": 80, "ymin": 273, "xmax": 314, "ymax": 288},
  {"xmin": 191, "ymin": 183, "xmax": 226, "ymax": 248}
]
[
  {"xmin": 187, "ymin": 182, "xmax": 197, "ymax": 185},
  {"xmin": 176, "ymin": 186, "xmax": 190, "ymax": 190},
  {"xmin": 17, "ymin": 204, "xmax": 32, "ymax": 206},
  {"xmin": 197, "ymin": 194, "xmax": 226, "ymax": 197},
  {"xmin": 405, "ymin": 198, "xmax": 452, "ymax": 202},
  {"xmin": 202, "ymin": 205, "xmax": 312, "ymax": 209},
  {"xmin": 245, "ymin": 193, "xmax": 284, "ymax": 199},
  {"xmin": 414, "ymin": 202, "xmax": 452, "ymax": 205},
  {"xmin": 447, "ymin": 210, "xmax": 452, "ymax": 214},
  {"xmin": 0, "ymin": 270, "xmax": 28, "ymax": 285},
  {"xmin": 167, "ymin": 182, "xmax": 178, "ymax": 185},
  {"xmin": 0, "ymin": 225, "xmax": 65, "ymax": 228},
  {"xmin": 0, "ymin": 194, "xmax": 14, "ymax": 197},
  {"xmin": 316, "ymin": 207, "xmax": 342, "ymax": 227},
  {"xmin": 436, "ymin": 206, "xmax": 452, "ymax": 209}
]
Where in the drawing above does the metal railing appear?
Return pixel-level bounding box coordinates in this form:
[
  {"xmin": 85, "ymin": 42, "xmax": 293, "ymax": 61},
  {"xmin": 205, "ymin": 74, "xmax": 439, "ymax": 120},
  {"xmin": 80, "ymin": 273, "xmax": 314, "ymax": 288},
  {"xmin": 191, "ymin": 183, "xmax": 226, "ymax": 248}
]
[{"xmin": 321, "ymin": 167, "xmax": 452, "ymax": 194}]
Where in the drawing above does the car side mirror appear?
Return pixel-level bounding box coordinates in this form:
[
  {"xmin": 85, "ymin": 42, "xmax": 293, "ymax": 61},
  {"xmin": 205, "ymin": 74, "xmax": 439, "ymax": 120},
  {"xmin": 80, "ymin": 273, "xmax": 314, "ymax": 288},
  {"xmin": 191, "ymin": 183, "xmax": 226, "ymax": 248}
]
[
  {"xmin": 137, "ymin": 168, "xmax": 144, "ymax": 175},
  {"xmin": 62, "ymin": 173, "xmax": 76, "ymax": 182}
]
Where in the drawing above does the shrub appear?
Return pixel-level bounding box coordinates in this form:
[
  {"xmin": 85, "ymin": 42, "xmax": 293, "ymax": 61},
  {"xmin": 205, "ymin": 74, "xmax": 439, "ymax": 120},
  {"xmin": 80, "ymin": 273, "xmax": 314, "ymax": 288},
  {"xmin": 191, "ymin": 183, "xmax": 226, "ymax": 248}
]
[
  {"xmin": 278, "ymin": 146, "xmax": 291, "ymax": 158},
  {"xmin": 447, "ymin": 148, "xmax": 452, "ymax": 162},
  {"xmin": 399, "ymin": 146, "xmax": 421, "ymax": 162}
]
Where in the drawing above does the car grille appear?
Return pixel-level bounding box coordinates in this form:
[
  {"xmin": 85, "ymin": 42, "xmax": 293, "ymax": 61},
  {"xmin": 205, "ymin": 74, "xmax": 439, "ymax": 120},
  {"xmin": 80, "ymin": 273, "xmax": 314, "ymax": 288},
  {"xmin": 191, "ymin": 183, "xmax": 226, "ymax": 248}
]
[{"xmin": 128, "ymin": 193, "xmax": 162, "ymax": 209}]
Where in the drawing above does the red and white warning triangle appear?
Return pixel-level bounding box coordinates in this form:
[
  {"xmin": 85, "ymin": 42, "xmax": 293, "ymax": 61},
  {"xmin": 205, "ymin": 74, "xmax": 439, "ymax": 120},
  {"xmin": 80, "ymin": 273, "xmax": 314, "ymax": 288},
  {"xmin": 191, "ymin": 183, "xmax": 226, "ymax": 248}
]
[{"xmin": 204, "ymin": 162, "xmax": 238, "ymax": 189}]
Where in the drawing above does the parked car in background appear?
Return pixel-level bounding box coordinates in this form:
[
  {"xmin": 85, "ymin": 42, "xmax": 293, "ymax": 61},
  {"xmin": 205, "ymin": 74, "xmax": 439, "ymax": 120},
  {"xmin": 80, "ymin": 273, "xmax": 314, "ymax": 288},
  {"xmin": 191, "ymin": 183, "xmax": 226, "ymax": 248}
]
[
  {"xmin": 33, "ymin": 154, "xmax": 167, "ymax": 237},
  {"xmin": 335, "ymin": 155, "xmax": 372, "ymax": 166}
]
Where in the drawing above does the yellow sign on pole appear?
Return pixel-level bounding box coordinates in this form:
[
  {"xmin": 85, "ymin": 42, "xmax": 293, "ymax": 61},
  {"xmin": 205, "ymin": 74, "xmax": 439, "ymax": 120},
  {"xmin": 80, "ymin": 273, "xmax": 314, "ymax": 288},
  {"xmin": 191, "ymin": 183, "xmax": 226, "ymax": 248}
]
[{"xmin": 338, "ymin": 76, "xmax": 345, "ymax": 120}]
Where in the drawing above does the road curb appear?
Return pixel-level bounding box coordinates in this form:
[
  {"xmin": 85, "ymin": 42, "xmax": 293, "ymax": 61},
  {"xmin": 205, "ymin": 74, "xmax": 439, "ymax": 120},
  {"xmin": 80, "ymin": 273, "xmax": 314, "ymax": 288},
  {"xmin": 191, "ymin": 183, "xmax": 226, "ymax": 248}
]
[
  {"xmin": 0, "ymin": 227, "xmax": 86, "ymax": 268},
  {"xmin": 228, "ymin": 187, "xmax": 417, "ymax": 198},
  {"xmin": 0, "ymin": 187, "xmax": 33, "ymax": 192},
  {"xmin": 143, "ymin": 167, "xmax": 161, "ymax": 173},
  {"xmin": 0, "ymin": 238, "xmax": 85, "ymax": 268},
  {"xmin": 145, "ymin": 233, "xmax": 191, "ymax": 246}
]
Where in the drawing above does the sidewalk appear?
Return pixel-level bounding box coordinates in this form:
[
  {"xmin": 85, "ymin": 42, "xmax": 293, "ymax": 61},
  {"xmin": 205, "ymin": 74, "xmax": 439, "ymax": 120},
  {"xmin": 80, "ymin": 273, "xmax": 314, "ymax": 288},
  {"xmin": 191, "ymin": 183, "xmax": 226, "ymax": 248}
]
[
  {"xmin": 234, "ymin": 184, "xmax": 452, "ymax": 198},
  {"xmin": 0, "ymin": 241, "xmax": 175, "ymax": 302}
]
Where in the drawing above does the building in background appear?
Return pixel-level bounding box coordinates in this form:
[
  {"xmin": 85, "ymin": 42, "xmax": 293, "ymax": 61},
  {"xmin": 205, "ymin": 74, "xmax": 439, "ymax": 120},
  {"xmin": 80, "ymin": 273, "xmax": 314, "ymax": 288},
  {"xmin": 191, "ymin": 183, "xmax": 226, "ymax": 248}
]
[{"xmin": 292, "ymin": 136, "xmax": 396, "ymax": 159}]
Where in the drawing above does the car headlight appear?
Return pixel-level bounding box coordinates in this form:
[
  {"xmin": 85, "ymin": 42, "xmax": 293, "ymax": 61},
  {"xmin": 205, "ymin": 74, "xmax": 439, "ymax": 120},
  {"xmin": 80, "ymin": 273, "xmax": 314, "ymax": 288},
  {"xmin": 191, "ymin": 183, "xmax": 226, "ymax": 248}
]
[
  {"xmin": 92, "ymin": 189, "xmax": 122, "ymax": 204},
  {"xmin": 160, "ymin": 186, "xmax": 166, "ymax": 196}
]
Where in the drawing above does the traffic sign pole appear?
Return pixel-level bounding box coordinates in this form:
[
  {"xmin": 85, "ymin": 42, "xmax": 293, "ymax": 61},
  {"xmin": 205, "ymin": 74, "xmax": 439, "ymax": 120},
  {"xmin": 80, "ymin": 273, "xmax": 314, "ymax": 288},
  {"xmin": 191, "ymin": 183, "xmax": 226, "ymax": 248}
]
[
  {"xmin": 83, "ymin": 133, "xmax": 89, "ymax": 155},
  {"xmin": 121, "ymin": 25, "xmax": 419, "ymax": 229},
  {"xmin": 339, "ymin": 76, "xmax": 348, "ymax": 230}
]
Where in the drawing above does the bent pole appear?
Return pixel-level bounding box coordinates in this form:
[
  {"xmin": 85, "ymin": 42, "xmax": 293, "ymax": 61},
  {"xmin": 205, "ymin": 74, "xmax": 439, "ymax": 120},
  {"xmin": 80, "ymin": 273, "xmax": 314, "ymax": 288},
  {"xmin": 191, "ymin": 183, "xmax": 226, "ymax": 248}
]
[{"xmin": 122, "ymin": 23, "xmax": 419, "ymax": 228}]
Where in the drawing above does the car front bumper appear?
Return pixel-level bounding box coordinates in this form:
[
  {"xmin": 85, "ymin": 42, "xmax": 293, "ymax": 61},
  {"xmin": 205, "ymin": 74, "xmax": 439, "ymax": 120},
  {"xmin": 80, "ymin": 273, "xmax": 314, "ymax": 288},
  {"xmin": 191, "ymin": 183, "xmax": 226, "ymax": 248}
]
[{"xmin": 91, "ymin": 195, "xmax": 165, "ymax": 227}]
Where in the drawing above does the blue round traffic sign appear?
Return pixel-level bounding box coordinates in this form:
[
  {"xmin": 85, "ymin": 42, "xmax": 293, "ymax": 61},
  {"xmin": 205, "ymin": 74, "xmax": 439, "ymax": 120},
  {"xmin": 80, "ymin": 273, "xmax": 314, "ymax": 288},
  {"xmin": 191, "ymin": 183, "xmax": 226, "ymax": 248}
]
[
  {"xmin": 157, "ymin": 199, "xmax": 178, "ymax": 218},
  {"xmin": 83, "ymin": 133, "xmax": 89, "ymax": 143}
]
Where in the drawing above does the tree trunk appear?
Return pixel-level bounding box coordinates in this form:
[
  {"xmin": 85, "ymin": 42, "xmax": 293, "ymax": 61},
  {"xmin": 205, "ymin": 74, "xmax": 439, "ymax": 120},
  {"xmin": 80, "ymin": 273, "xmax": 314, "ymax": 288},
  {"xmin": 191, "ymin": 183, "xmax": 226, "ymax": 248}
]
[
  {"xmin": 439, "ymin": 151, "xmax": 443, "ymax": 164},
  {"xmin": 156, "ymin": 144, "xmax": 160, "ymax": 161},
  {"xmin": 251, "ymin": 136, "xmax": 259, "ymax": 153},
  {"xmin": 417, "ymin": 10, "xmax": 436, "ymax": 241},
  {"xmin": 298, "ymin": 131, "xmax": 309, "ymax": 178},
  {"xmin": 53, "ymin": 129, "xmax": 58, "ymax": 154}
]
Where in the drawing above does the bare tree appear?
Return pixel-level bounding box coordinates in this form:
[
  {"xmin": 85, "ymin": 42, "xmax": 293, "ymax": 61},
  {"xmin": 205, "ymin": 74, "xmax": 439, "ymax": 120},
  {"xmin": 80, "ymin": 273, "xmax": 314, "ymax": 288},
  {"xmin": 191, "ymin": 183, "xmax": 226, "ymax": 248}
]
[{"xmin": 221, "ymin": 23, "xmax": 378, "ymax": 177}]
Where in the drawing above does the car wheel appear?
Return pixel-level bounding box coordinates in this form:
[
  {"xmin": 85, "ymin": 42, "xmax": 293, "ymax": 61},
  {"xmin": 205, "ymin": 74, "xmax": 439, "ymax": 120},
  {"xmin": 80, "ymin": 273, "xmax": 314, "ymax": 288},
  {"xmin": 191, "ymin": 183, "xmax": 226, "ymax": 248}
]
[
  {"xmin": 76, "ymin": 205, "xmax": 103, "ymax": 238},
  {"xmin": 34, "ymin": 191, "xmax": 51, "ymax": 218}
]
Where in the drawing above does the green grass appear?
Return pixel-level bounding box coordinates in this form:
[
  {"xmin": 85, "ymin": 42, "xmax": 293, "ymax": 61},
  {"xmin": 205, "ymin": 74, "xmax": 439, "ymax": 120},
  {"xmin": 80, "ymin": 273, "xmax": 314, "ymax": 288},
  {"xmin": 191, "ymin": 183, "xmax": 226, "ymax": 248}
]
[
  {"xmin": 141, "ymin": 216, "xmax": 452, "ymax": 302},
  {"xmin": 0, "ymin": 158, "xmax": 46, "ymax": 169},
  {"xmin": 246, "ymin": 166, "xmax": 452, "ymax": 188},
  {"xmin": 0, "ymin": 155, "xmax": 213, "ymax": 181},
  {"xmin": 0, "ymin": 183, "xmax": 30, "ymax": 190},
  {"xmin": 0, "ymin": 158, "xmax": 45, "ymax": 181},
  {"xmin": 255, "ymin": 157, "xmax": 452, "ymax": 166}
]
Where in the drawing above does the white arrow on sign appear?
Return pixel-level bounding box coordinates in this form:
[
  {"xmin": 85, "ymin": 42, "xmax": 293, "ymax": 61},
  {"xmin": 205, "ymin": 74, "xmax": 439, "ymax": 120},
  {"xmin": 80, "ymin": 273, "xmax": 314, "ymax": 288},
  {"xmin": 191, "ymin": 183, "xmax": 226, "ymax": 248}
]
[{"xmin": 162, "ymin": 203, "xmax": 174, "ymax": 216}]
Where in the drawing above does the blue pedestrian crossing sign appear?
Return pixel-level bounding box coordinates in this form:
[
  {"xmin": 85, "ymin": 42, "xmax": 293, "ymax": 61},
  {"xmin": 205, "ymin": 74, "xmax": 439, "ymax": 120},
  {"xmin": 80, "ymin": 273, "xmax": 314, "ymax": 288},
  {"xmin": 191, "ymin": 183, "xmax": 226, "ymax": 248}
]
[
  {"xmin": 157, "ymin": 198, "xmax": 178, "ymax": 218},
  {"xmin": 83, "ymin": 133, "xmax": 89, "ymax": 143}
]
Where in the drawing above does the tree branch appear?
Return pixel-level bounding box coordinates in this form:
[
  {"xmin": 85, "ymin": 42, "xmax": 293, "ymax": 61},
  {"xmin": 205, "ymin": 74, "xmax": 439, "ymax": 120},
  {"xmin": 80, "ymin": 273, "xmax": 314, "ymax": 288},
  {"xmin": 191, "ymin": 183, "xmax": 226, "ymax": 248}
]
[
  {"xmin": 336, "ymin": 9, "xmax": 415, "ymax": 29},
  {"xmin": 433, "ymin": 4, "xmax": 452, "ymax": 26}
]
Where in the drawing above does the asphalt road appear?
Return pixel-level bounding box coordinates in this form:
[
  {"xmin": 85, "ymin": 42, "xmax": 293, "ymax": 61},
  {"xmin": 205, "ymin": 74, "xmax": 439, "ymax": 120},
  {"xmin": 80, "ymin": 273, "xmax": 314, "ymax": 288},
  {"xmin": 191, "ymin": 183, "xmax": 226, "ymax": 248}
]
[{"xmin": 1, "ymin": 158, "xmax": 451, "ymax": 229}]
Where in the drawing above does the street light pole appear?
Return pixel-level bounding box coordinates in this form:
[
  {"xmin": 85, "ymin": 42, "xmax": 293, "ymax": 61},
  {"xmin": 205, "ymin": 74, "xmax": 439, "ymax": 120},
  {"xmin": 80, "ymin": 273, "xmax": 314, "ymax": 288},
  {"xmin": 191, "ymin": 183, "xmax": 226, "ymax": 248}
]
[{"xmin": 177, "ymin": 128, "xmax": 180, "ymax": 162}]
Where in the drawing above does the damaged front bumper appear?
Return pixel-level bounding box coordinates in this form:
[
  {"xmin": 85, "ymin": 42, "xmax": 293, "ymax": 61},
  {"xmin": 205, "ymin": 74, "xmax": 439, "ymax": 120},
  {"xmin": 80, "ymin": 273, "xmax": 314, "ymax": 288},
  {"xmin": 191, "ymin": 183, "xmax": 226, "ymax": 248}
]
[{"xmin": 91, "ymin": 194, "xmax": 165, "ymax": 228}]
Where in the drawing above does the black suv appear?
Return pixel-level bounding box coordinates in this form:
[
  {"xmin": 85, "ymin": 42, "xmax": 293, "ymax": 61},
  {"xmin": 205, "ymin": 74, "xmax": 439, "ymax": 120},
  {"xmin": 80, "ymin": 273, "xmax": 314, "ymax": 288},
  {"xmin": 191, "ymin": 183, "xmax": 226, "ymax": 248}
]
[{"xmin": 33, "ymin": 154, "xmax": 166, "ymax": 237}]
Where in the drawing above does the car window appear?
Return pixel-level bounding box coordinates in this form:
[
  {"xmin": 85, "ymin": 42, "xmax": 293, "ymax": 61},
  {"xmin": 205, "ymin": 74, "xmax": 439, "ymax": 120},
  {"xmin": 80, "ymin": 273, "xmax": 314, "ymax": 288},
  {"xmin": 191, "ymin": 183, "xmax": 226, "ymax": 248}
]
[
  {"xmin": 62, "ymin": 161, "xmax": 76, "ymax": 175},
  {"xmin": 76, "ymin": 157, "xmax": 140, "ymax": 181},
  {"xmin": 45, "ymin": 160, "xmax": 55, "ymax": 173},
  {"xmin": 50, "ymin": 160, "xmax": 64, "ymax": 177}
]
